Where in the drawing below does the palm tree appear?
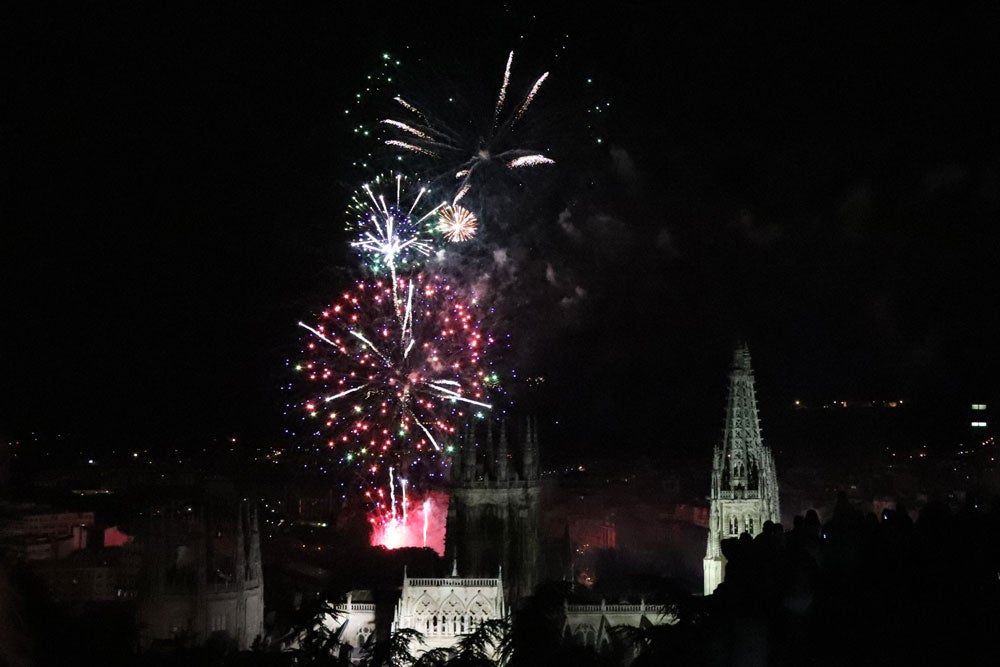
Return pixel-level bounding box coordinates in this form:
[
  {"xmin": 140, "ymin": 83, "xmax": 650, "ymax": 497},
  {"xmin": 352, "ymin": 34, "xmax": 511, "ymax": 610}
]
[
  {"xmin": 444, "ymin": 618, "xmax": 509, "ymax": 666},
  {"xmin": 505, "ymin": 580, "xmax": 596, "ymax": 667},
  {"xmin": 276, "ymin": 598, "xmax": 349, "ymax": 666},
  {"xmin": 358, "ymin": 627, "xmax": 423, "ymax": 667},
  {"xmin": 615, "ymin": 597, "xmax": 710, "ymax": 667},
  {"xmin": 411, "ymin": 647, "xmax": 453, "ymax": 667},
  {"xmin": 405, "ymin": 617, "xmax": 508, "ymax": 667}
]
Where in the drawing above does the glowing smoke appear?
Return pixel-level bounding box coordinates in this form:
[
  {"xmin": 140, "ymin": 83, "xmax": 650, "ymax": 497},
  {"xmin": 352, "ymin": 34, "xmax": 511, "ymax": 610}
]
[{"xmin": 370, "ymin": 488, "xmax": 448, "ymax": 556}]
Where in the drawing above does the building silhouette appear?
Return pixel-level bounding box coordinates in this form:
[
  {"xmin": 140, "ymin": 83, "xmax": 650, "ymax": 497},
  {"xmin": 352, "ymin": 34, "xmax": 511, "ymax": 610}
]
[
  {"xmin": 445, "ymin": 416, "xmax": 541, "ymax": 604},
  {"xmin": 704, "ymin": 344, "xmax": 781, "ymax": 595},
  {"xmin": 138, "ymin": 481, "xmax": 264, "ymax": 649}
]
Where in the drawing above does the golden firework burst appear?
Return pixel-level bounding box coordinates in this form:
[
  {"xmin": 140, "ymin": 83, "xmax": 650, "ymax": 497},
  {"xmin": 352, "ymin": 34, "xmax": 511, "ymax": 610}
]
[{"xmin": 437, "ymin": 205, "xmax": 478, "ymax": 242}]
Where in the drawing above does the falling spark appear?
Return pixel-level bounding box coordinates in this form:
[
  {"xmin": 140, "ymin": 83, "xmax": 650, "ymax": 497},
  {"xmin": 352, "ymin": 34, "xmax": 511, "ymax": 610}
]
[
  {"xmin": 453, "ymin": 183, "xmax": 471, "ymax": 205},
  {"xmin": 422, "ymin": 498, "xmax": 431, "ymax": 547},
  {"xmin": 297, "ymin": 322, "xmax": 338, "ymax": 347},
  {"xmin": 381, "ymin": 119, "xmax": 434, "ymax": 141},
  {"xmin": 494, "ymin": 51, "xmax": 514, "ymax": 130},
  {"xmin": 427, "ymin": 382, "xmax": 493, "ymax": 409},
  {"xmin": 394, "ymin": 96, "xmax": 427, "ymax": 122},
  {"xmin": 389, "ymin": 466, "xmax": 397, "ymax": 521},
  {"xmin": 400, "ymin": 477, "xmax": 408, "ymax": 523},
  {"xmin": 507, "ymin": 155, "xmax": 556, "ymax": 169},
  {"xmin": 513, "ymin": 72, "xmax": 549, "ymax": 124},
  {"xmin": 385, "ymin": 140, "xmax": 438, "ymax": 157},
  {"xmin": 323, "ymin": 383, "xmax": 368, "ymax": 402},
  {"xmin": 416, "ymin": 419, "xmax": 441, "ymax": 452}
]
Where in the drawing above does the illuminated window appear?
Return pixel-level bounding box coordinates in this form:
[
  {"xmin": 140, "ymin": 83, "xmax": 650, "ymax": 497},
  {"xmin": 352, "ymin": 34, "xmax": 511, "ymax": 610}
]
[
  {"xmin": 971, "ymin": 421, "xmax": 987, "ymax": 428},
  {"xmin": 972, "ymin": 404, "xmax": 987, "ymax": 410}
]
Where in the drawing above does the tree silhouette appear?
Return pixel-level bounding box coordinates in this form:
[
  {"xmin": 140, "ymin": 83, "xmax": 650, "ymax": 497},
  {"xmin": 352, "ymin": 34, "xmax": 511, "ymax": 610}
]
[
  {"xmin": 275, "ymin": 599, "xmax": 349, "ymax": 666},
  {"xmin": 358, "ymin": 627, "xmax": 422, "ymax": 667}
]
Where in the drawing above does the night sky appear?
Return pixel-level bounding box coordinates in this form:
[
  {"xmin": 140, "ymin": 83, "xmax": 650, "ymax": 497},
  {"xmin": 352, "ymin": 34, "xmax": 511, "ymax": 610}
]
[{"xmin": 5, "ymin": 4, "xmax": 1000, "ymax": 462}]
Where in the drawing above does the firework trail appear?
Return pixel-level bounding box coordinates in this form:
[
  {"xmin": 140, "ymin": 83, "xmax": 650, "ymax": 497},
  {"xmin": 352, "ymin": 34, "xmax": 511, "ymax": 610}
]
[
  {"xmin": 422, "ymin": 497, "xmax": 431, "ymax": 546},
  {"xmin": 380, "ymin": 51, "xmax": 554, "ymax": 204},
  {"xmin": 368, "ymin": 484, "xmax": 448, "ymax": 555}
]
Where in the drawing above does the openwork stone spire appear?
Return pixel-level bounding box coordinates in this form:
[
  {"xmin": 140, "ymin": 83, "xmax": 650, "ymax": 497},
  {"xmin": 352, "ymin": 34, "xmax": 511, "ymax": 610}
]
[{"xmin": 704, "ymin": 344, "xmax": 780, "ymax": 594}]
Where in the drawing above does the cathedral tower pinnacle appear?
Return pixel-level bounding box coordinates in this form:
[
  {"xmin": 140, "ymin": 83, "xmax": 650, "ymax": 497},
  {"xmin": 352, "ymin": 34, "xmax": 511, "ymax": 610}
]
[
  {"xmin": 446, "ymin": 417, "xmax": 541, "ymax": 604},
  {"xmin": 703, "ymin": 344, "xmax": 780, "ymax": 595}
]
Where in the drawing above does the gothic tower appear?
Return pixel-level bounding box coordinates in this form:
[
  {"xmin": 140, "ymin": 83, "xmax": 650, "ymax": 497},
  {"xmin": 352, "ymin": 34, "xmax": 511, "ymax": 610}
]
[
  {"xmin": 704, "ymin": 344, "xmax": 780, "ymax": 595},
  {"xmin": 446, "ymin": 416, "xmax": 541, "ymax": 605}
]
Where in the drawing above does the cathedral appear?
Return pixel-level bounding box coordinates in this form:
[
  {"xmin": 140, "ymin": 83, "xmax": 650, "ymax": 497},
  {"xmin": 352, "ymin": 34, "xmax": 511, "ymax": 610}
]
[
  {"xmin": 445, "ymin": 416, "xmax": 542, "ymax": 604},
  {"xmin": 332, "ymin": 416, "xmax": 673, "ymax": 660},
  {"xmin": 333, "ymin": 417, "xmax": 541, "ymax": 659},
  {"xmin": 703, "ymin": 344, "xmax": 781, "ymax": 595}
]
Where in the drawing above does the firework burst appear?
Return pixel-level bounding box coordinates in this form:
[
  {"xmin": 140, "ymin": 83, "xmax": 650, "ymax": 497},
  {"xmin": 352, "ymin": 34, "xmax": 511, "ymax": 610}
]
[
  {"xmin": 346, "ymin": 173, "xmax": 445, "ymax": 279},
  {"xmin": 380, "ymin": 51, "xmax": 554, "ymax": 203},
  {"xmin": 295, "ymin": 275, "xmax": 494, "ymax": 479},
  {"xmin": 437, "ymin": 204, "xmax": 478, "ymax": 242}
]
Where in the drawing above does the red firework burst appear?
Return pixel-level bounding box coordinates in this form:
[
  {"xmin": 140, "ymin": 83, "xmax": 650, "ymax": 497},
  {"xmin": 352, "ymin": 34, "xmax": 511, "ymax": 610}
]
[{"xmin": 295, "ymin": 274, "xmax": 494, "ymax": 473}]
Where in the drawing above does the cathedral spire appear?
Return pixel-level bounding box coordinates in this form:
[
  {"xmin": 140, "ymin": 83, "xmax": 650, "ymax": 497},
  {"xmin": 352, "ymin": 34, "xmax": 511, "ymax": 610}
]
[
  {"xmin": 704, "ymin": 344, "xmax": 780, "ymax": 595},
  {"xmin": 719, "ymin": 342, "xmax": 765, "ymax": 492}
]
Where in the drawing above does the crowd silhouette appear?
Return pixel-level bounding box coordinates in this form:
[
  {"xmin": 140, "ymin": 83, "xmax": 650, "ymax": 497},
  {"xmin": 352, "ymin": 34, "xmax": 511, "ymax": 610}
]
[{"xmin": 691, "ymin": 492, "xmax": 1000, "ymax": 666}]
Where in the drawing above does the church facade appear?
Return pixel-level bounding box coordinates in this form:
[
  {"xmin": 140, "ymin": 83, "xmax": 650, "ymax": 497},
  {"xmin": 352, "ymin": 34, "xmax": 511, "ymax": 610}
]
[
  {"xmin": 393, "ymin": 567, "xmax": 506, "ymax": 653},
  {"xmin": 333, "ymin": 566, "xmax": 674, "ymax": 661},
  {"xmin": 332, "ymin": 566, "xmax": 505, "ymax": 658},
  {"xmin": 703, "ymin": 344, "xmax": 781, "ymax": 595}
]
